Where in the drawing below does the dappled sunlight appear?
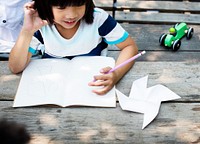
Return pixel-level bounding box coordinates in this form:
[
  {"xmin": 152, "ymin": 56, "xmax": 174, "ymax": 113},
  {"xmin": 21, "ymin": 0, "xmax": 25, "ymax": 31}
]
[
  {"xmin": 173, "ymin": 119, "xmax": 200, "ymax": 142},
  {"xmin": 138, "ymin": 1, "xmax": 157, "ymax": 8},
  {"xmin": 78, "ymin": 122, "xmax": 126, "ymax": 142},
  {"xmin": 78, "ymin": 129, "xmax": 98, "ymax": 142},
  {"xmin": 157, "ymin": 69, "xmax": 182, "ymax": 83},
  {"xmin": 27, "ymin": 115, "xmax": 200, "ymax": 143},
  {"xmin": 133, "ymin": 12, "xmax": 143, "ymax": 21},
  {"xmin": 100, "ymin": 123, "xmax": 126, "ymax": 140},
  {"xmin": 30, "ymin": 134, "xmax": 52, "ymax": 144},
  {"xmin": 3, "ymin": 104, "xmax": 199, "ymax": 143},
  {"xmin": 177, "ymin": 131, "xmax": 199, "ymax": 142},
  {"xmin": 117, "ymin": 0, "xmax": 158, "ymax": 9},
  {"xmin": 93, "ymin": 0, "xmax": 113, "ymax": 6},
  {"xmin": 29, "ymin": 122, "xmax": 126, "ymax": 143},
  {"xmin": 155, "ymin": 119, "xmax": 200, "ymax": 142},
  {"xmin": 144, "ymin": 52, "xmax": 163, "ymax": 61},
  {"xmin": 39, "ymin": 114, "xmax": 59, "ymax": 127},
  {"xmin": 0, "ymin": 75, "xmax": 19, "ymax": 82}
]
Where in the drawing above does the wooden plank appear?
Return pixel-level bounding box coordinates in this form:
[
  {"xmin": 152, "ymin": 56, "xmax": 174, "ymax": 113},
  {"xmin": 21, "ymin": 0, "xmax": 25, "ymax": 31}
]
[
  {"xmin": 1, "ymin": 101, "xmax": 200, "ymax": 143},
  {"xmin": 190, "ymin": 0, "xmax": 200, "ymax": 2},
  {"xmin": 125, "ymin": 0, "xmax": 184, "ymax": 1},
  {"xmin": 108, "ymin": 51, "xmax": 200, "ymax": 62},
  {"xmin": 115, "ymin": 11, "xmax": 200, "ymax": 24},
  {"xmin": 119, "ymin": 24, "xmax": 200, "ymax": 51},
  {"xmin": 115, "ymin": 61, "xmax": 200, "ymax": 101},
  {"xmin": 115, "ymin": 0, "xmax": 200, "ymax": 13},
  {"xmin": 1, "ymin": 61, "xmax": 200, "ymax": 102},
  {"xmin": 93, "ymin": 0, "xmax": 114, "ymax": 9},
  {"xmin": 93, "ymin": 0, "xmax": 114, "ymax": 17},
  {"xmin": 0, "ymin": 61, "xmax": 20, "ymax": 100}
]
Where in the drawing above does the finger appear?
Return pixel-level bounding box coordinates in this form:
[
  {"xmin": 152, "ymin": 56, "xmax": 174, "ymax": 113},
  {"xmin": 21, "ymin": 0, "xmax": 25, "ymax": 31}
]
[
  {"xmin": 41, "ymin": 20, "xmax": 49, "ymax": 26},
  {"xmin": 94, "ymin": 73, "xmax": 112, "ymax": 81},
  {"xmin": 92, "ymin": 85, "xmax": 113, "ymax": 95},
  {"xmin": 88, "ymin": 74, "xmax": 110, "ymax": 86},
  {"xmin": 24, "ymin": 2, "xmax": 36, "ymax": 15},
  {"xmin": 88, "ymin": 79, "xmax": 109, "ymax": 87},
  {"xmin": 100, "ymin": 67, "xmax": 112, "ymax": 74},
  {"xmin": 24, "ymin": 1, "xmax": 35, "ymax": 10}
]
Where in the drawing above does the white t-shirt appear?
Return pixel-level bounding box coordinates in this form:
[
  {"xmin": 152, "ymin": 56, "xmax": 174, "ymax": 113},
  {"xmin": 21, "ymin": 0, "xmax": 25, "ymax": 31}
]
[
  {"xmin": 0, "ymin": 0, "xmax": 30, "ymax": 53},
  {"xmin": 29, "ymin": 8, "xmax": 129, "ymax": 58}
]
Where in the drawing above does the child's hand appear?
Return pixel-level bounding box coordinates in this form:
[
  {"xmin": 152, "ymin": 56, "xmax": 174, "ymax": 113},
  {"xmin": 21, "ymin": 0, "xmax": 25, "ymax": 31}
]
[
  {"xmin": 88, "ymin": 67, "xmax": 117, "ymax": 95},
  {"xmin": 23, "ymin": 1, "xmax": 48, "ymax": 34}
]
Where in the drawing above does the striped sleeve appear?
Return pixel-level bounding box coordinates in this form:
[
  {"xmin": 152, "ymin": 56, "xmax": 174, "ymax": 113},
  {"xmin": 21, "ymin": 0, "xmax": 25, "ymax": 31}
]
[
  {"xmin": 96, "ymin": 8, "xmax": 129, "ymax": 45},
  {"xmin": 28, "ymin": 36, "xmax": 44, "ymax": 54}
]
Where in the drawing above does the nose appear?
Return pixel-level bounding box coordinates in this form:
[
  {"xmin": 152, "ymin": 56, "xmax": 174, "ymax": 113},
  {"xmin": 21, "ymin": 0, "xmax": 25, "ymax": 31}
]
[{"xmin": 64, "ymin": 7, "xmax": 78, "ymax": 19}]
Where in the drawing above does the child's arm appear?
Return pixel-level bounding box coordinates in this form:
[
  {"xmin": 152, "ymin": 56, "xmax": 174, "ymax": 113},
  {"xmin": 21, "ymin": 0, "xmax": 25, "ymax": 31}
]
[
  {"xmin": 9, "ymin": 1, "xmax": 47, "ymax": 74},
  {"xmin": 89, "ymin": 35, "xmax": 138, "ymax": 95},
  {"xmin": 9, "ymin": 30, "xmax": 33, "ymax": 74}
]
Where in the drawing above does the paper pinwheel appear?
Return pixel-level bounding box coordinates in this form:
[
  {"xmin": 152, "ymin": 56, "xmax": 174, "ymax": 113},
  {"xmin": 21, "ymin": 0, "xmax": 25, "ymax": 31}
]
[{"xmin": 116, "ymin": 75, "xmax": 181, "ymax": 129}]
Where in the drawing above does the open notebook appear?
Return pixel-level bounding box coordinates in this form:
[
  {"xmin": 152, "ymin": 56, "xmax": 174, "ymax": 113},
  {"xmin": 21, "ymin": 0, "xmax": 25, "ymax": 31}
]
[{"xmin": 13, "ymin": 56, "xmax": 116, "ymax": 107}]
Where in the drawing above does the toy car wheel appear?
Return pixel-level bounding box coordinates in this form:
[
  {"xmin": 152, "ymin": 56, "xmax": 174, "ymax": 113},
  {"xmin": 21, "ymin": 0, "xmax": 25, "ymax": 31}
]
[
  {"xmin": 186, "ymin": 27, "xmax": 194, "ymax": 39},
  {"xmin": 159, "ymin": 33, "xmax": 167, "ymax": 46},
  {"xmin": 172, "ymin": 39, "xmax": 181, "ymax": 51}
]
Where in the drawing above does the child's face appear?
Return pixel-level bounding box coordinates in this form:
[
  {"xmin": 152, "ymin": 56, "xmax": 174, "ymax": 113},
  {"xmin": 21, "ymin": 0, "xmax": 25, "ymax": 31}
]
[{"xmin": 52, "ymin": 5, "xmax": 86, "ymax": 29}]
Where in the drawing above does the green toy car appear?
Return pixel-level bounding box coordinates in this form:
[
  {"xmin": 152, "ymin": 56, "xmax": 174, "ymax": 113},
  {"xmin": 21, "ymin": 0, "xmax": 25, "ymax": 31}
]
[{"xmin": 159, "ymin": 22, "xmax": 194, "ymax": 51}]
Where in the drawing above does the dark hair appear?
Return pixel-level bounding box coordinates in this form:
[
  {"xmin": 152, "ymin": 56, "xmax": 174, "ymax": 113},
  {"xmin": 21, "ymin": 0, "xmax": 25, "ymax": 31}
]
[
  {"xmin": 0, "ymin": 119, "xmax": 31, "ymax": 144},
  {"xmin": 34, "ymin": 0, "xmax": 95, "ymax": 25}
]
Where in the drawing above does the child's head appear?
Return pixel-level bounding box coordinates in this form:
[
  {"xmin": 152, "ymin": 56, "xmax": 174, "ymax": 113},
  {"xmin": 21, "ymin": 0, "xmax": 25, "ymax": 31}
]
[
  {"xmin": 169, "ymin": 27, "xmax": 176, "ymax": 35},
  {"xmin": 34, "ymin": 0, "xmax": 95, "ymax": 25},
  {"xmin": 0, "ymin": 119, "xmax": 31, "ymax": 144}
]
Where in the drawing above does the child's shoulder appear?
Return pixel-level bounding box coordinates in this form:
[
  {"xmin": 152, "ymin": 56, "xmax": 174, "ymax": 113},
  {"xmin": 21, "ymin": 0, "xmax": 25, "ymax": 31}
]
[
  {"xmin": 94, "ymin": 7, "xmax": 108, "ymax": 16},
  {"xmin": 93, "ymin": 7, "xmax": 109, "ymax": 22}
]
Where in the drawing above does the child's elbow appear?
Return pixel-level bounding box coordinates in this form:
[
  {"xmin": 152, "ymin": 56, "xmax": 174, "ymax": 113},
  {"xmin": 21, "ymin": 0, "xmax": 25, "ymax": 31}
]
[
  {"xmin": 9, "ymin": 63, "xmax": 24, "ymax": 74},
  {"xmin": 9, "ymin": 67, "xmax": 22, "ymax": 74}
]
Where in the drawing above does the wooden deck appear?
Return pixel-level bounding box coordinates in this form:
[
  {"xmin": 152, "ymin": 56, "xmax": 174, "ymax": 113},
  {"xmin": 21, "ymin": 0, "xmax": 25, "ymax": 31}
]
[{"xmin": 1, "ymin": 0, "xmax": 200, "ymax": 143}]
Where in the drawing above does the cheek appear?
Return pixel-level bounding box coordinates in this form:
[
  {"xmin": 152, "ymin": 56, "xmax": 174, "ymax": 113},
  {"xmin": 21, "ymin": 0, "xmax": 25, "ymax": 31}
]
[
  {"xmin": 79, "ymin": 9, "xmax": 86, "ymax": 18},
  {"xmin": 53, "ymin": 13, "xmax": 63, "ymax": 21},
  {"xmin": 52, "ymin": 9, "xmax": 62, "ymax": 20}
]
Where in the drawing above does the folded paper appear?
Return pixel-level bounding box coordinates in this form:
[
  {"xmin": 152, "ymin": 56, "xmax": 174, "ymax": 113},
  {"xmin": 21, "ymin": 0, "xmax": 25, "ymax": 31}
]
[
  {"xmin": 13, "ymin": 56, "xmax": 116, "ymax": 108},
  {"xmin": 116, "ymin": 75, "xmax": 181, "ymax": 129}
]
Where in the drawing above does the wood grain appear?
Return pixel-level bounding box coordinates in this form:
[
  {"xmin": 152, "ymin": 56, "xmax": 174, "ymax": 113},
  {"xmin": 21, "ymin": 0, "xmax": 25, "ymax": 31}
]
[
  {"xmin": 0, "ymin": 1, "xmax": 200, "ymax": 143},
  {"xmin": 1, "ymin": 102, "xmax": 200, "ymax": 144}
]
